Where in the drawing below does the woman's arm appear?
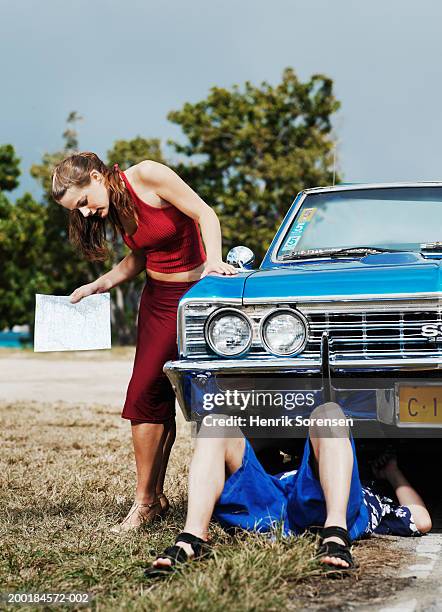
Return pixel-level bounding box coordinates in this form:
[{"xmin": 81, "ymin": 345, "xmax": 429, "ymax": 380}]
[
  {"xmin": 135, "ymin": 161, "xmax": 238, "ymax": 277},
  {"xmin": 70, "ymin": 249, "xmax": 146, "ymax": 303}
]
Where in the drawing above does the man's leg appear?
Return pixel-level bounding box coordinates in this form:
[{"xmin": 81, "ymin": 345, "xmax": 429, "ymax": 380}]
[
  {"xmin": 153, "ymin": 424, "xmax": 245, "ymax": 568},
  {"xmin": 309, "ymin": 402, "xmax": 353, "ymax": 568}
]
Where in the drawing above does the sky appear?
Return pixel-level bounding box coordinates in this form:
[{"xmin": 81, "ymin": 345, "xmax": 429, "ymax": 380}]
[{"xmin": 2, "ymin": 0, "xmax": 442, "ymax": 200}]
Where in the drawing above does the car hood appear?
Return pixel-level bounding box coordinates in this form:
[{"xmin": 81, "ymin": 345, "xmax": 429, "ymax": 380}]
[
  {"xmin": 243, "ymin": 252, "xmax": 442, "ymax": 301},
  {"xmin": 181, "ymin": 271, "xmax": 254, "ymax": 302}
]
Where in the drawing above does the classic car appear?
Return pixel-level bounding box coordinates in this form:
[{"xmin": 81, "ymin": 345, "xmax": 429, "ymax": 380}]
[{"xmin": 164, "ymin": 183, "xmax": 442, "ymax": 439}]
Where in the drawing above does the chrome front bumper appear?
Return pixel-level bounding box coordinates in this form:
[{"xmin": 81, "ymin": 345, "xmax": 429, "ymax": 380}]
[{"xmin": 163, "ymin": 353, "xmax": 442, "ymax": 426}]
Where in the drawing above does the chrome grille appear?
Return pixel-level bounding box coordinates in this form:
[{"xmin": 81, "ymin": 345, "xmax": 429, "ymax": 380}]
[
  {"xmin": 301, "ymin": 309, "xmax": 442, "ymax": 360},
  {"xmin": 180, "ymin": 299, "xmax": 442, "ymax": 362}
]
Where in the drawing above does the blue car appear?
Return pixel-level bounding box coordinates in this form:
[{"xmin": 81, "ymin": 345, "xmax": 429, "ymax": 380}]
[{"xmin": 164, "ymin": 183, "xmax": 442, "ymax": 437}]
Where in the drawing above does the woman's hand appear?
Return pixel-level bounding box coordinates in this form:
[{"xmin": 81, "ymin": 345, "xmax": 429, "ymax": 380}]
[
  {"xmin": 200, "ymin": 258, "xmax": 239, "ymax": 278},
  {"xmin": 69, "ymin": 278, "xmax": 111, "ymax": 304}
]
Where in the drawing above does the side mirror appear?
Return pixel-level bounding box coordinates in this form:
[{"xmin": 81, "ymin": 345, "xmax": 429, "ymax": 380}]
[{"xmin": 226, "ymin": 246, "xmax": 255, "ymax": 269}]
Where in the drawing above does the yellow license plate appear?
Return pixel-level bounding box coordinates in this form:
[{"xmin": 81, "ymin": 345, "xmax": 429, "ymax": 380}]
[{"xmin": 398, "ymin": 385, "xmax": 442, "ymax": 425}]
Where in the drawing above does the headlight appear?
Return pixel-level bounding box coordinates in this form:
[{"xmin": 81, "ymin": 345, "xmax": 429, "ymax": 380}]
[
  {"xmin": 205, "ymin": 309, "xmax": 252, "ymax": 357},
  {"xmin": 260, "ymin": 309, "xmax": 307, "ymax": 356}
]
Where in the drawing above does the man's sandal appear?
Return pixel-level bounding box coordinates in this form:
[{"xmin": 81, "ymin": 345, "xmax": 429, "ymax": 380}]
[
  {"xmin": 144, "ymin": 532, "xmax": 211, "ymax": 579},
  {"xmin": 317, "ymin": 526, "xmax": 357, "ymax": 573}
]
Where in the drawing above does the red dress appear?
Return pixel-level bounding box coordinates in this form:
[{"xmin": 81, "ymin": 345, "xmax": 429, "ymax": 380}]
[{"xmin": 117, "ymin": 165, "xmax": 206, "ymax": 423}]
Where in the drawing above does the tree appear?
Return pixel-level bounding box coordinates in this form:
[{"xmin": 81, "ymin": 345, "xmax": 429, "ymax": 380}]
[
  {"xmin": 107, "ymin": 137, "xmax": 166, "ymax": 169},
  {"xmin": 0, "ymin": 143, "xmax": 49, "ymax": 333},
  {"xmin": 0, "ymin": 192, "xmax": 51, "ymax": 333},
  {"xmin": 167, "ymin": 67, "xmax": 341, "ymax": 262},
  {"xmin": 0, "ymin": 144, "xmax": 21, "ymax": 192}
]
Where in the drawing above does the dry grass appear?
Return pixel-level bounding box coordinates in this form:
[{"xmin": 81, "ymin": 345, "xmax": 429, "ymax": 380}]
[{"xmin": 0, "ymin": 400, "xmax": 413, "ymax": 611}]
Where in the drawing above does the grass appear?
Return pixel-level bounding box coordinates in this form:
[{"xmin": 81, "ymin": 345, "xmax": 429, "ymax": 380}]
[{"xmin": 0, "ymin": 399, "xmax": 413, "ymax": 611}]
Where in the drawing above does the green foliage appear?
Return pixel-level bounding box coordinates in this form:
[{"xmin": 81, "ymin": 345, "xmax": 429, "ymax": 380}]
[
  {"xmin": 168, "ymin": 67, "xmax": 340, "ymax": 261},
  {"xmin": 0, "ymin": 144, "xmax": 21, "ymax": 192},
  {"xmin": 107, "ymin": 136, "xmax": 166, "ymax": 169},
  {"xmin": 0, "ymin": 192, "xmax": 52, "ymax": 330}
]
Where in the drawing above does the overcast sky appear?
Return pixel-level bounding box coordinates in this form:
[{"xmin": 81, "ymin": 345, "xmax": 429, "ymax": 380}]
[{"xmin": 2, "ymin": 0, "xmax": 442, "ymax": 199}]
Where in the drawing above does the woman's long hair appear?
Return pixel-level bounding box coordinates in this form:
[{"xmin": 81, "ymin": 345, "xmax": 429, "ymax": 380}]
[{"xmin": 51, "ymin": 152, "xmax": 136, "ymax": 261}]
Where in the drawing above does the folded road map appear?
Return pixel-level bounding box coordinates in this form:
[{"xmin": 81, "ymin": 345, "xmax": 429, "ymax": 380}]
[{"xmin": 34, "ymin": 293, "xmax": 112, "ymax": 352}]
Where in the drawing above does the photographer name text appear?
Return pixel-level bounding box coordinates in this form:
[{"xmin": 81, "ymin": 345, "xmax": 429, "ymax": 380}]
[{"xmin": 201, "ymin": 414, "xmax": 354, "ymax": 428}]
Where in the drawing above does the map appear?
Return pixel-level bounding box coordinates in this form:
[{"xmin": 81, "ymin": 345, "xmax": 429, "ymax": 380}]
[{"xmin": 34, "ymin": 293, "xmax": 112, "ymax": 352}]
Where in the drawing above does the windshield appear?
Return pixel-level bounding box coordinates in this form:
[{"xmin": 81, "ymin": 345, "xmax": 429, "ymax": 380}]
[{"xmin": 277, "ymin": 187, "xmax": 442, "ymax": 259}]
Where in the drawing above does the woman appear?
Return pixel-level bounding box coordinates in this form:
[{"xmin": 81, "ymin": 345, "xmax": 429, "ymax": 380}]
[{"xmin": 51, "ymin": 151, "xmax": 238, "ymax": 533}]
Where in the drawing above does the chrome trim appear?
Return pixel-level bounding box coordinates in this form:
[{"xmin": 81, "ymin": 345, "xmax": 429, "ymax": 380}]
[
  {"xmin": 204, "ymin": 307, "xmax": 253, "ymax": 358},
  {"xmin": 376, "ymin": 389, "xmax": 395, "ymax": 425},
  {"xmin": 164, "ymin": 357, "xmax": 320, "ymax": 373},
  {"xmin": 244, "ymin": 293, "xmax": 442, "ymax": 304},
  {"xmin": 268, "ymin": 183, "xmax": 442, "ymax": 264},
  {"xmin": 394, "ymin": 381, "xmax": 442, "ymax": 428},
  {"xmin": 302, "ymin": 181, "xmax": 442, "ymax": 193},
  {"xmin": 269, "ymin": 190, "xmax": 307, "ymax": 263},
  {"xmin": 259, "ymin": 308, "xmax": 309, "ymax": 356},
  {"xmin": 164, "ymin": 356, "xmax": 442, "ymax": 374},
  {"xmin": 178, "ymin": 296, "xmax": 243, "ymax": 357}
]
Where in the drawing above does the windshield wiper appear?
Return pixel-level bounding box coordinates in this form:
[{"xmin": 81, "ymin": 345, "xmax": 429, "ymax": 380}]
[{"xmin": 279, "ymin": 246, "xmax": 404, "ymax": 261}]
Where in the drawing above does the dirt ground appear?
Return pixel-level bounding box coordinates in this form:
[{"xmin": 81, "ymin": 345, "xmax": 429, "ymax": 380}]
[{"xmin": 0, "ymin": 347, "xmax": 135, "ymax": 408}]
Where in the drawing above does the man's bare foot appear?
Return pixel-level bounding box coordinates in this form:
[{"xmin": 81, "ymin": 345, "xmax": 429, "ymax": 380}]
[
  {"xmin": 319, "ymin": 534, "xmax": 351, "ymax": 568},
  {"xmin": 144, "ymin": 532, "xmax": 211, "ymax": 579},
  {"xmin": 317, "ymin": 526, "xmax": 355, "ymax": 570},
  {"xmin": 153, "ymin": 540, "xmax": 194, "ymax": 568}
]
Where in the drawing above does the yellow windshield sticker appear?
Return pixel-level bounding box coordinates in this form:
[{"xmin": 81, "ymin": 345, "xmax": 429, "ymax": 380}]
[{"xmin": 298, "ymin": 208, "xmax": 317, "ymax": 223}]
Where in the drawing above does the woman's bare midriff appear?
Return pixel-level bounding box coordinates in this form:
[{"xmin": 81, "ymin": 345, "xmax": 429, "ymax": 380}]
[{"xmin": 146, "ymin": 262, "xmax": 206, "ymax": 282}]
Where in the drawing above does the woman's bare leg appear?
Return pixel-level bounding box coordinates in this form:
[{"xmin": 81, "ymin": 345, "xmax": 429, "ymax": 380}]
[
  {"xmin": 112, "ymin": 422, "xmax": 168, "ymax": 531},
  {"xmin": 131, "ymin": 422, "xmax": 165, "ymax": 503},
  {"xmin": 155, "ymin": 419, "xmax": 176, "ymax": 499}
]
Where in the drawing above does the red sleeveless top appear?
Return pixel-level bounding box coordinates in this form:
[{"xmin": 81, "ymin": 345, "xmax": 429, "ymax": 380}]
[{"xmin": 117, "ymin": 165, "xmax": 207, "ymax": 273}]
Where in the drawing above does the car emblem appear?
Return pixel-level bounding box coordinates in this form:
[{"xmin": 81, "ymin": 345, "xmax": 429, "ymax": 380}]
[{"xmin": 421, "ymin": 323, "xmax": 442, "ymax": 340}]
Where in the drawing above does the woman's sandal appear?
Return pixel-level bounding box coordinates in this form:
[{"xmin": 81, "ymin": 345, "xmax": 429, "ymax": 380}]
[
  {"xmin": 317, "ymin": 526, "xmax": 358, "ymax": 573},
  {"xmin": 109, "ymin": 499, "xmax": 163, "ymax": 534},
  {"xmin": 157, "ymin": 493, "xmax": 170, "ymax": 517},
  {"xmin": 144, "ymin": 532, "xmax": 211, "ymax": 579}
]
